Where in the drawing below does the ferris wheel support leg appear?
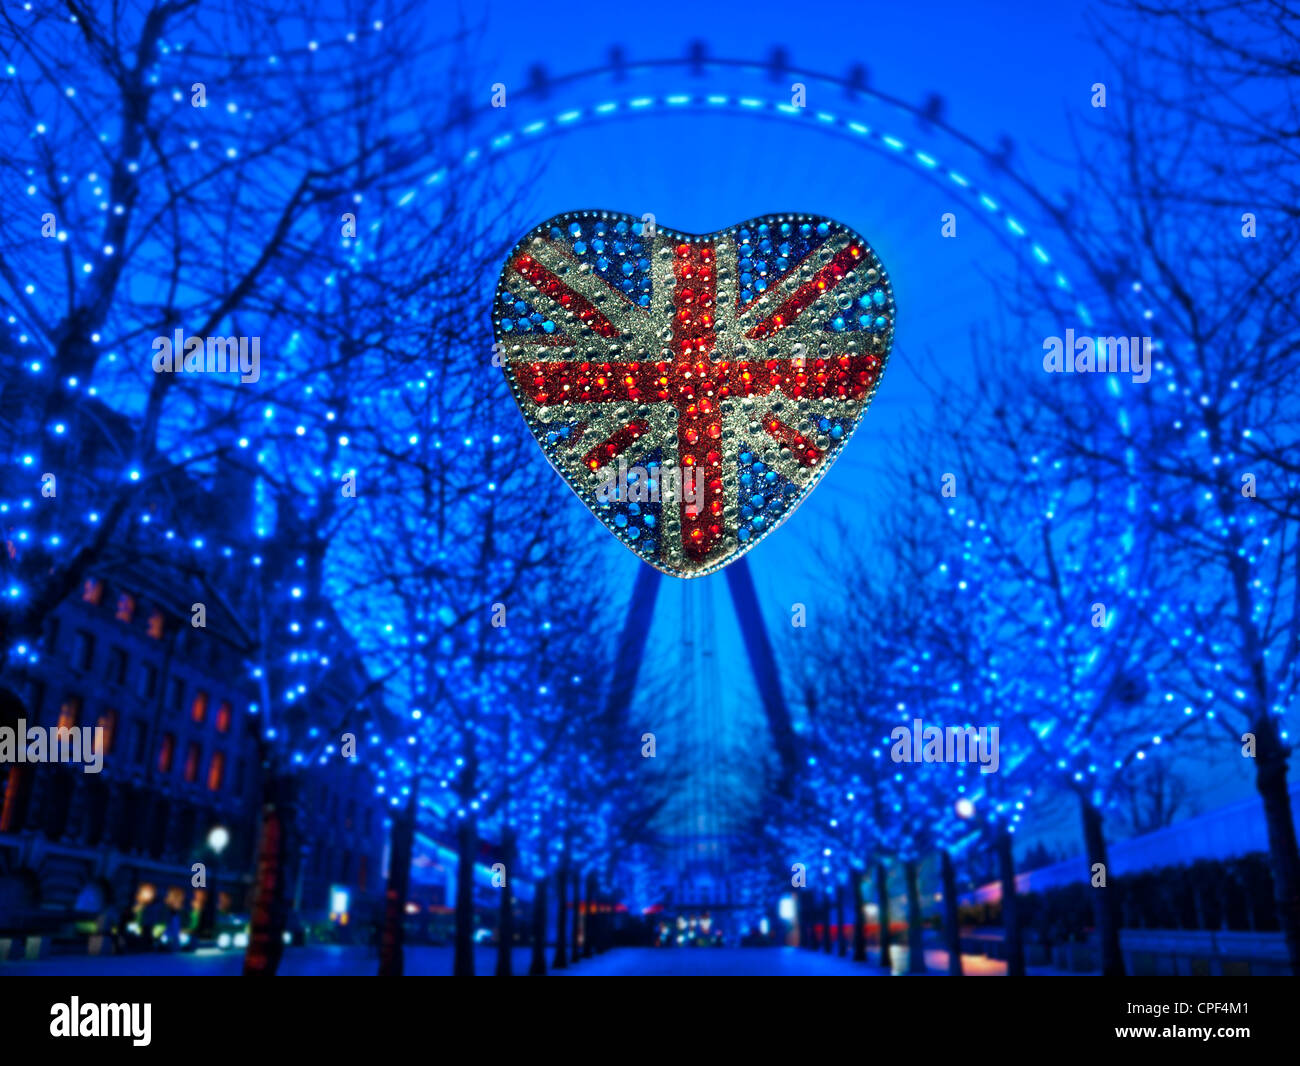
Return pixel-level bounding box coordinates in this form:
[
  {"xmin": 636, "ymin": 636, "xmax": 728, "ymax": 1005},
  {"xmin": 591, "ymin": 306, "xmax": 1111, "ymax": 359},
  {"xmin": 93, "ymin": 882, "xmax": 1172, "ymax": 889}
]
[{"xmin": 725, "ymin": 555, "xmax": 797, "ymax": 795}]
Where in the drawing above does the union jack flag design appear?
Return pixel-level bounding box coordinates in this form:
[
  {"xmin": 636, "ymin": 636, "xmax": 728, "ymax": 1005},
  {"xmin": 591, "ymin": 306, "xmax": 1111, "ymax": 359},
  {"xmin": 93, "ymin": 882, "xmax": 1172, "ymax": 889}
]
[{"xmin": 493, "ymin": 210, "xmax": 896, "ymax": 577}]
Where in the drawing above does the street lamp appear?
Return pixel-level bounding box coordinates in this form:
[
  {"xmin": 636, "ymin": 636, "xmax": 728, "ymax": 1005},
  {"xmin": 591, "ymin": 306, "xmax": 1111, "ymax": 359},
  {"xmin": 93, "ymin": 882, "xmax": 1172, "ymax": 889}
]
[
  {"xmin": 207, "ymin": 825, "xmax": 230, "ymax": 855},
  {"xmin": 200, "ymin": 825, "xmax": 230, "ymax": 941}
]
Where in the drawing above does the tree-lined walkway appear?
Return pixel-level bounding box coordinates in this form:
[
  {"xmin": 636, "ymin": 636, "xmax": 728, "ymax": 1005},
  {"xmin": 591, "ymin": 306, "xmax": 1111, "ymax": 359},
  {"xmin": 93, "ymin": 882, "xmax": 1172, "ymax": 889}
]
[{"xmin": 2, "ymin": 943, "xmax": 1083, "ymax": 976}]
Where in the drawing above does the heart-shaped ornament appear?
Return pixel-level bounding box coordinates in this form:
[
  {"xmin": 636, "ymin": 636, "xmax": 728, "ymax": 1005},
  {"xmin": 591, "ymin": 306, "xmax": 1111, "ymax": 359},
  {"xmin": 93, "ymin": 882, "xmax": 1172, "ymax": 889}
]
[{"xmin": 493, "ymin": 210, "xmax": 895, "ymax": 578}]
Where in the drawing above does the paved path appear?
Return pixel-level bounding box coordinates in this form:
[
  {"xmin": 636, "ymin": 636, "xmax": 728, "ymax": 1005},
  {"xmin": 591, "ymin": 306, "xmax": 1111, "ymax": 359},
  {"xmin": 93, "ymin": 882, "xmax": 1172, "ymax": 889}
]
[{"xmin": 0, "ymin": 944, "xmax": 1082, "ymax": 976}]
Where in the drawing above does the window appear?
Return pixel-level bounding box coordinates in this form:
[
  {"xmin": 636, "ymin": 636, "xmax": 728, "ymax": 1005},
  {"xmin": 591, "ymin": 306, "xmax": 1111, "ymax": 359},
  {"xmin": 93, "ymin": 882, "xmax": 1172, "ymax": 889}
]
[
  {"xmin": 82, "ymin": 578, "xmax": 104, "ymax": 605},
  {"xmin": 167, "ymin": 678, "xmax": 185, "ymax": 714},
  {"xmin": 206, "ymin": 751, "xmax": 225, "ymax": 792},
  {"xmin": 232, "ymin": 758, "xmax": 245, "ymax": 795},
  {"xmin": 57, "ymin": 696, "xmax": 81, "ymax": 732},
  {"xmin": 72, "ymin": 631, "xmax": 94, "ymax": 671},
  {"xmin": 137, "ymin": 661, "xmax": 158, "ymax": 700},
  {"xmin": 345, "ymin": 799, "xmax": 355, "ymax": 830},
  {"xmin": 147, "ymin": 610, "xmax": 166, "ymax": 640},
  {"xmin": 358, "ymin": 854, "xmax": 368, "ymax": 892},
  {"xmin": 215, "ymin": 701, "xmax": 232, "ymax": 734},
  {"xmin": 157, "ymin": 733, "xmax": 175, "ymax": 774},
  {"xmin": 183, "ymin": 742, "xmax": 201, "ymax": 784},
  {"xmin": 191, "ymin": 690, "xmax": 208, "ymax": 725},
  {"xmin": 107, "ymin": 646, "xmax": 127, "ymax": 685},
  {"xmin": 95, "ymin": 709, "xmax": 117, "ymax": 755},
  {"xmin": 115, "ymin": 593, "xmax": 135, "ymax": 623},
  {"xmin": 364, "ymin": 809, "xmax": 372, "ymax": 835},
  {"xmin": 129, "ymin": 721, "xmax": 148, "ymax": 765}
]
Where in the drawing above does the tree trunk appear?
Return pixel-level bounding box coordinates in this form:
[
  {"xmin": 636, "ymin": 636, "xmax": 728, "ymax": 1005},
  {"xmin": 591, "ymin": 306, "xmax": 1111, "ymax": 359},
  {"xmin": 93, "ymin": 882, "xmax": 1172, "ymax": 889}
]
[
  {"xmin": 821, "ymin": 894, "xmax": 832, "ymax": 953},
  {"xmin": 243, "ymin": 773, "xmax": 293, "ymax": 977},
  {"xmin": 552, "ymin": 867, "xmax": 568, "ymax": 969},
  {"xmin": 836, "ymin": 881, "xmax": 847, "ymax": 956},
  {"xmin": 495, "ymin": 827, "xmax": 516, "ymax": 977},
  {"xmin": 875, "ymin": 861, "xmax": 892, "ymax": 971},
  {"xmin": 570, "ymin": 869, "xmax": 581, "ymax": 963},
  {"xmin": 1254, "ymin": 716, "xmax": 1300, "ymax": 975},
  {"xmin": 529, "ymin": 876, "xmax": 548, "ymax": 976},
  {"xmin": 852, "ymin": 867, "xmax": 867, "ymax": 962},
  {"xmin": 582, "ymin": 872, "xmax": 596, "ymax": 957},
  {"xmin": 1080, "ymin": 796, "xmax": 1126, "ymax": 976},
  {"xmin": 377, "ymin": 791, "xmax": 415, "ymax": 977},
  {"xmin": 904, "ymin": 858, "xmax": 926, "ymax": 974},
  {"xmin": 941, "ymin": 849, "xmax": 963, "ymax": 976},
  {"xmin": 997, "ymin": 828, "xmax": 1026, "ymax": 977},
  {"xmin": 453, "ymin": 817, "xmax": 476, "ymax": 977}
]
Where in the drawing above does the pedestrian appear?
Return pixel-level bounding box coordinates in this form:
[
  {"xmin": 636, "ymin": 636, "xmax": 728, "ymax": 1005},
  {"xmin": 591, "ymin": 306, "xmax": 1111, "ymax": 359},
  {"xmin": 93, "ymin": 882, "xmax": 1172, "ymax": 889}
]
[
  {"xmin": 114, "ymin": 904, "xmax": 135, "ymax": 954},
  {"xmin": 165, "ymin": 906, "xmax": 182, "ymax": 952}
]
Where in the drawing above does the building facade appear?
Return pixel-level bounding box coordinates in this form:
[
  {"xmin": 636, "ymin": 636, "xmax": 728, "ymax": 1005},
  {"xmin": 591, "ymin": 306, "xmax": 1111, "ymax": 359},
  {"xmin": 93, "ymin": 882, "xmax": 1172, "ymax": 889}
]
[{"xmin": 0, "ymin": 552, "xmax": 391, "ymax": 944}]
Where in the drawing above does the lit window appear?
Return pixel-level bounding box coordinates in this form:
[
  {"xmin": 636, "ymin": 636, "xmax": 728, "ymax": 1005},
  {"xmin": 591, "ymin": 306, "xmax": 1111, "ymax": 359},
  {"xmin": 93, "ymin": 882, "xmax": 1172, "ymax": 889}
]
[
  {"xmin": 147, "ymin": 610, "xmax": 166, "ymax": 640},
  {"xmin": 157, "ymin": 734, "xmax": 175, "ymax": 774},
  {"xmin": 57, "ymin": 696, "xmax": 81, "ymax": 731},
  {"xmin": 115, "ymin": 593, "xmax": 135, "ymax": 623},
  {"xmin": 215, "ymin": 702, "xmax": 232, "ymax": 734},
  {"xmin": 191, "ymin": 690, "xmax": 208, "ymax": 724},
  {"xmin": 184, "ymin": 741, "xmax": 200, "ymax": 783},
  {"xmin": 96, "ymin": 709, "xmax": 117, "ymax": 754},
  {"xmin": 82, "ymin": 579, "xmax": 104, "ymax": 605},
  {"xmin": 207, "ymin": 751, "xmax": 225, "ymax": 792}
]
